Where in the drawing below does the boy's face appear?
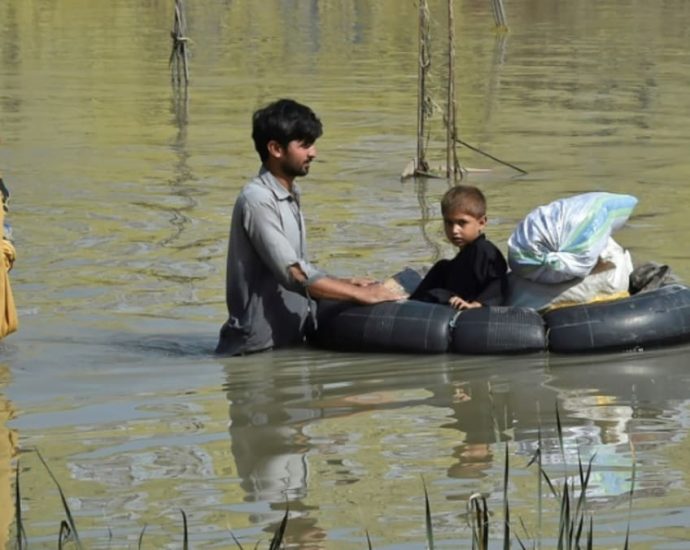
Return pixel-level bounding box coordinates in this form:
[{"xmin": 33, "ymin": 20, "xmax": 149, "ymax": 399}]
[{"xmin": 443, "ymin": 207, "xmax": 486, "ymax": 248}]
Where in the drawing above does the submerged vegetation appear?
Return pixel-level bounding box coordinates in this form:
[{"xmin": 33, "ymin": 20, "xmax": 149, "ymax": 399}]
[{"xmin": 10, "ymin": 409, "xmax": 636, "ymax": 549}]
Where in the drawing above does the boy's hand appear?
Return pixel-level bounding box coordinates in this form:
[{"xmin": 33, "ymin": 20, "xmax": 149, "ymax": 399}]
[{"xmin": 449, "ymin": 296, "xmax": 482, "ymax": 310}]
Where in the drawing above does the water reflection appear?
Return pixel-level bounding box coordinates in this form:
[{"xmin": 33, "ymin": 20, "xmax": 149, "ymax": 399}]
[
  {"xmin": 222, "ymin": 347, "xmax": 690, "ymax": 544},
  {"xmin": 414, "ymin": 177, "xmax": 443, "ymax": 263},
  {"xmin": 160, "ymin": 84, "xmax": 193, "ymax": 248},
  {"xmin": 546, "ymin": 352, "xmax": 690, "ymax": 503},
  {"xmin": 479, "ymin": 33, "xmax": 509, "ymax": 140},
  {"xmin": 0, "ymin": 363, "xmax": 17, "ymax": 548}
]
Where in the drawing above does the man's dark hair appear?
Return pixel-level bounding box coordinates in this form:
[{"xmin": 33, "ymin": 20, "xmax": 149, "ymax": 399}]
[{"xmin": 252, "ymin": 99, "xmax": 323, "ymax": 162}]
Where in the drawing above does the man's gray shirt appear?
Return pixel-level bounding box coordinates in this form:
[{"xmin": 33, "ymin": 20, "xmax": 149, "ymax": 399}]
[{"xmin": 216, "ymin": 167, "xmax": 326, "ymax": 355}]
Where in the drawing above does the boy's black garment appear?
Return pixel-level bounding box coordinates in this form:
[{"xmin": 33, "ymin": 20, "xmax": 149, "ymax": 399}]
[{"xmin": 410, "ymin": 234, "xmax": 508, "ymax": 305}]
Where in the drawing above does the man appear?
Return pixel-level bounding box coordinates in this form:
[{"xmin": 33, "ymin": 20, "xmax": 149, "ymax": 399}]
[{"xmin": 216, "ymin": 99, "xmax": 403, "ymax": 355}]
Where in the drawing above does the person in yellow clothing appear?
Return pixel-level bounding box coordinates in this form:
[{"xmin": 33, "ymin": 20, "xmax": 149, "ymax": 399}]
[
  {"xmin": 0, "ymin": 175, "xmax": 16, "ymax": 547},
  {"xmin": 0, "ymin": 176, "xmax": 17, "ymax": 339}
]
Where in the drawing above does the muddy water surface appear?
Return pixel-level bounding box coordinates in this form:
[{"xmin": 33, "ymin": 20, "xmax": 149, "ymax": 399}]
[{"xmin": 1, "ymin": 0, "xmax": 690, "ymax": 547}]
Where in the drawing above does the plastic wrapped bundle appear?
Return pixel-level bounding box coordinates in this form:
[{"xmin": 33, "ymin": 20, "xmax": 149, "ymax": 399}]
[
  {"xmin": 505, "ymin": 237, "xmax": 634, "ymax": 311},
  {"xmin": 507, "ymin": 192, "xmax": 638, "ymax": 284}
]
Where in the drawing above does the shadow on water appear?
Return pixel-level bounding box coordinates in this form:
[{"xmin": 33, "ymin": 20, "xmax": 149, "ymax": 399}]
[{"xmin": 111, "ymin": 333, "xmax": 218, "ymax": 357}]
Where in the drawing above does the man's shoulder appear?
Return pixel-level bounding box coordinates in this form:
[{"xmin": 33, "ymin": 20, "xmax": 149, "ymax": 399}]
[{"xmin": 237, "ymin": 176, "xmax": 275, "ymax": 204}]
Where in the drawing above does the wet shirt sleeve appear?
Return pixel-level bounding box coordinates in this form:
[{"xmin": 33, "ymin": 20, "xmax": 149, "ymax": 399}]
[{"xmin": 242, "ymin": 194, "xmax": 326, "ymax": 292}]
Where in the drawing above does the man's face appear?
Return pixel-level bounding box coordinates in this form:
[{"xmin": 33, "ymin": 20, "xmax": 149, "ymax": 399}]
[{"xmin": 279, "ymin": 139, "xmax": 317, "ymax": 178}]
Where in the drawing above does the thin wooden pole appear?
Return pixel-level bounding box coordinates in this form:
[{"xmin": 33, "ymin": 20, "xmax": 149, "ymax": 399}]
[
  {"xmin": 447, "ymin": 0, "xmax": 461, "ymax": 180},
  {"xmin": 490, "ymin": 0, "xmax": 508, "ymax": 31},
  {"xmin": 170, "ymin": 0, "xmax": 190, "ymax": 86},
  {"xmin": 454, "ymin": 136, "xmax": 527, "ymax": 175},
  {"xmin": 416, "ymin": 0, "xmax": 430, "ymax": 174}
]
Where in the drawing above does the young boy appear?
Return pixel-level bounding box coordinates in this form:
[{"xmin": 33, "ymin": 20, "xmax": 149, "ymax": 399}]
[{"xmin": 409, "ymin": 185, "xmax": 507, "ymax": 309}]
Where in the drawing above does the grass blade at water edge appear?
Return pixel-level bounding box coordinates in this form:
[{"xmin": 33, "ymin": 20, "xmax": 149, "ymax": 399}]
[
  {"xmin": 576, "ymin": 452, "xmax": 595, "ymax": 511},
  {"xmin": 526, "ymin": 407, "xmax": 544, "ymax": 550},
  {"xmin": 181, "ymin": 509, "xmax": 189, "ymax": 550},
  {"xmin": 15, "ymin": 461, "xmax": 26, "ymax": 550},
  {"xmin": 137, "ymin": 525, "xmax": 147, "ymax": 549},
  {"xmin": 574, "ymin": 451, "xmax": 595, "ymax": 545},
  {"xmin": 58, "ymin": 520, "xmax": 71, "ymax": 549},
  {"xmin": 229, "ymin": 529, "xmax": 245, "ymax": 549},
  {"xmin": 540, "ymin": 468, "xmax": 559, "ymax": 500},
  {"xmin": 624, "ymin": 437, "xmax": 637, "ymax": 550},
  {"xmin": 555, "ymin": 402, "xmax": 567, "ymax": 478},
  {"xmin": 503, "ymin": 443, "xmax": 510, "ymax": 550},
  {"xmin": 468, "ymin": 493, "xmax": 488, "ymax": 550},
  {"xmin": 34, "ymin": 448, "xmax": 83, "ymax": 549},
  {"xmin": 514, "ymin": 529, "xmax": 528, "ymax": 550},
  {"xmin": 518, "ymin": 517, "xmax": 532, "ymax": 547},
  {"xmin": 268, "ymin": 507, "xmax": 288, "ymax": 550},
  {"xmin": 423, "ymin": 479, "xmax": 434, "ymax": 550},
  {"xmin": 574, "ymin": 514, "xmax": 584, "ymax": 547},
  {"xmin": 366, "ymin": 529, "xmax": 373, "ymax": 550},
  {"xmin": 587, "ymin": 516, "xmax": 593, "ymax": 549},
  {"xmin": 556, "ymin": 480, "xmax": 569, "ymax": 550},
  {"xmin": 536, "ymin": 400, "xmax": 543, "ymax": 550}
]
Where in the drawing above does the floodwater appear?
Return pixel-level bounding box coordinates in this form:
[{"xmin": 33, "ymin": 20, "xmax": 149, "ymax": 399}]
[{"xmin": 1, "ymin": 0, "xmax": 690, "ymax": 547}]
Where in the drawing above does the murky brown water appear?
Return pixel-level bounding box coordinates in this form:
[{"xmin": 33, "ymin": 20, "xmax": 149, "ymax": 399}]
[{"xmin": 2, "ymin": 0, "xmax": 690, "ymax": 547}]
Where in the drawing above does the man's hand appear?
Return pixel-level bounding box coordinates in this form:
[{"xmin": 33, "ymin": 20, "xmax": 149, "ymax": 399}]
[
  {"xmin": 357, "ymin": 282, "xmax": 407, "ymax": 304},
  {"xmin": 346, "ymin": 276, "xmax": 377, "ymax": 287},
  {"xmin": 293, "ymin": 266, "xmax": 407, "ymax": 304}
]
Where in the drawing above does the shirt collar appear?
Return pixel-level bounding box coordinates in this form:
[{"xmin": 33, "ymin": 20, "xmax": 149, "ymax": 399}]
[{"xmin": 258, "ymin": 165, "xmax": 301, "ymax": 202}]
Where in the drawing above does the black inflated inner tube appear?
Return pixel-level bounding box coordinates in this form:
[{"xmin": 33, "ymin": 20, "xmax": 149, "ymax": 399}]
[
  {"xmin": 451, "ymin": 306, "xmax": 547, "ymax": 354},
  {"xmin": 543, "ymin": 284, "xmax": 690, "ymax": 353},
  {"xmin": 312, "ymin": 299, "xmax": 455, "ymax": 354}
]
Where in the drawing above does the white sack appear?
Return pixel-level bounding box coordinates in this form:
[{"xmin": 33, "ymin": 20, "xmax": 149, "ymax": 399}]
[
  {"xmin": 506, "ymin": 237, "xmax": 634, "ymax": 311},
  {"xmin": 508, "ymin": 192, "xmax": 638, "ymax": 283}
]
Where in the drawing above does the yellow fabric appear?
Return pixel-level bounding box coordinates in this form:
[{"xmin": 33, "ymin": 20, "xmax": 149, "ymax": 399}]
[
  {"xmin": 541, "ymin": 290, "xmax": 630, "ymax": 314},
  {"xmin": 0, "ymin": 204, "xmax": 17, "ymax": 339}
]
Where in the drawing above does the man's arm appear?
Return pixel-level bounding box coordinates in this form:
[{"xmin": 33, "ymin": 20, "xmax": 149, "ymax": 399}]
[
  {"xmin": 241, "ymin": 193, "xmax": 326, "ymax": 291},
  {"xmin": 241, "ymin": 190, "xmax": 403, "ymax": 304},
  {"xmin": 288, "ymin": 266, "xmax": 404, "ymax": 304}
]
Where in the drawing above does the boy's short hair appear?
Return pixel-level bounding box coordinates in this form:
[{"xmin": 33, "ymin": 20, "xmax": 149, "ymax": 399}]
[
  {"xmin": 441, "ymin": 185, "xmax": 487, "ymax": 219},
  {"xmin": 252, "ymin": 98, "xmax": 323, "ymax": 162}
]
